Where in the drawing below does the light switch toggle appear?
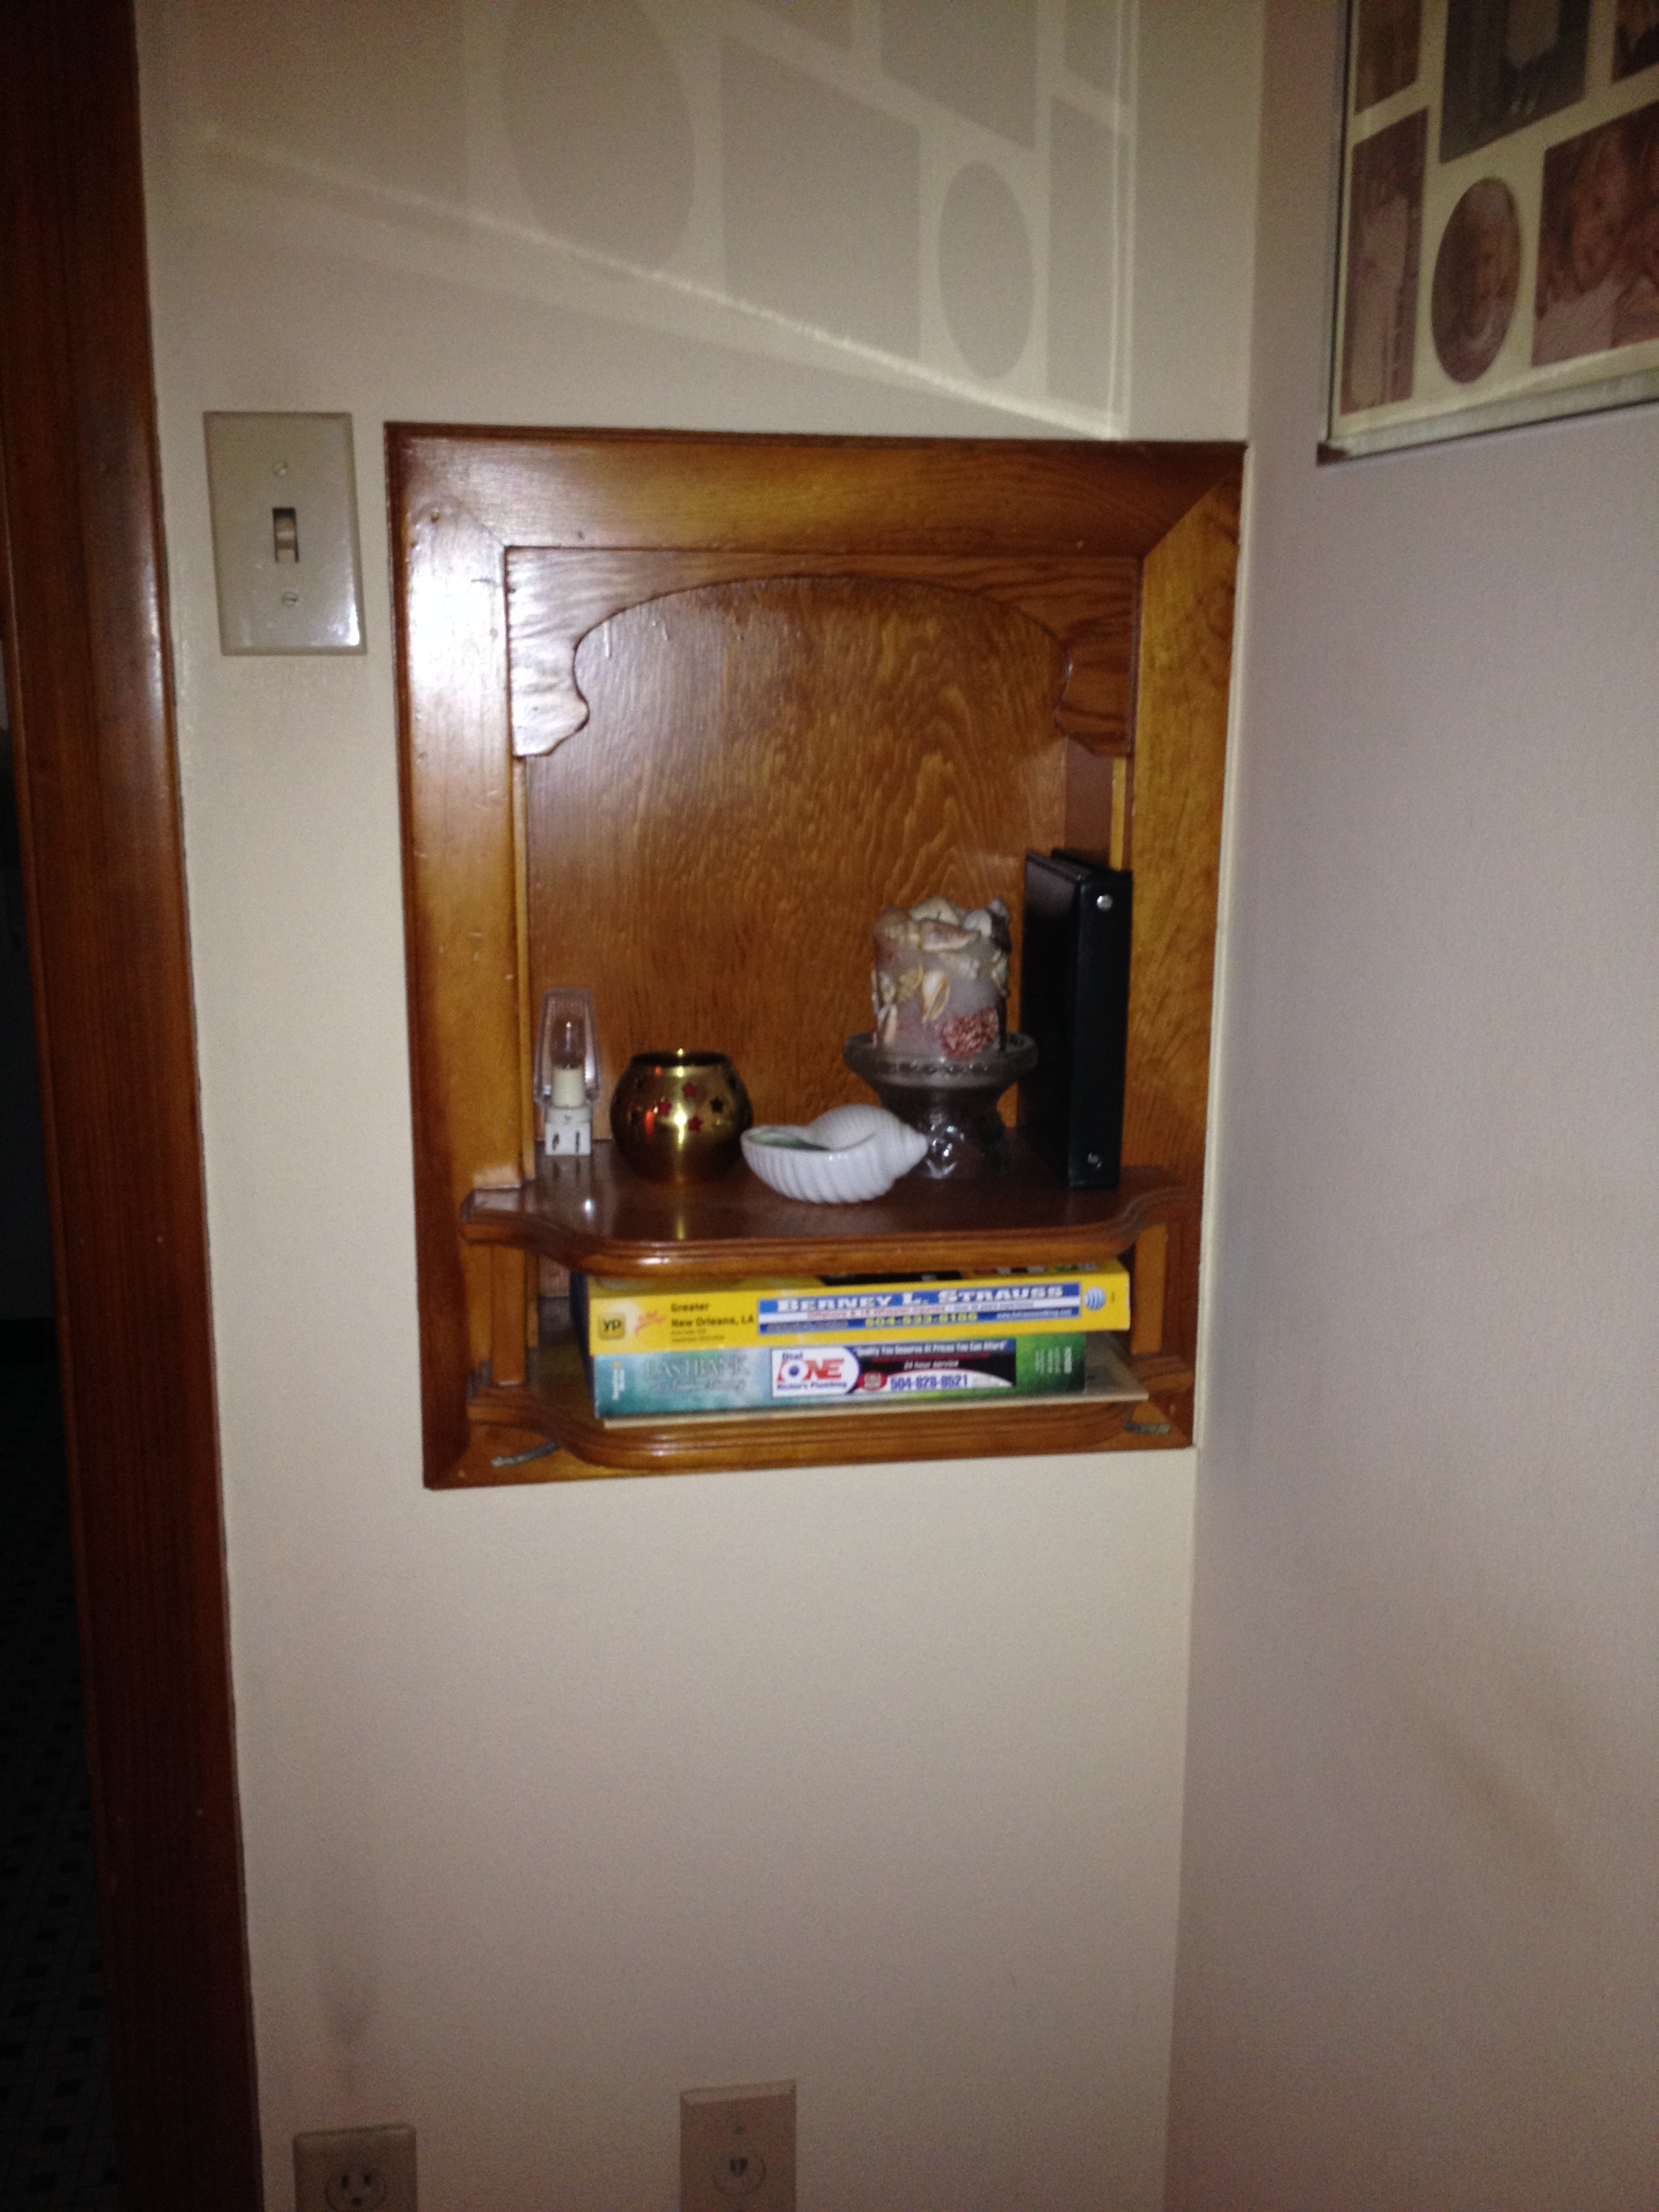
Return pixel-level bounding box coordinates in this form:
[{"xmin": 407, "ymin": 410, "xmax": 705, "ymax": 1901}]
[{"xmin": 204, "ymin": 412, "xmax": 365, "ymax": 653}]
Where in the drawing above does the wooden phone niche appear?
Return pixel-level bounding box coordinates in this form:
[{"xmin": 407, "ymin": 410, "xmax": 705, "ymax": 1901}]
[{"xmin": 390, "ymin": 429, "xmax": 1242, "ymax": 1487}]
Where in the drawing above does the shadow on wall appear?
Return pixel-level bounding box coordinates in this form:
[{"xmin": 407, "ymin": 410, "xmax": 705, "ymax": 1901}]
[{"xmin": 183, "ymin": 0, "xmax": 1139, "ymax": 430}]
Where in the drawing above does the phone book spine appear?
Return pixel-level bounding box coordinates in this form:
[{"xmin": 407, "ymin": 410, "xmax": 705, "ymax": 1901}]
[{"xmin": 576, "ymin": 1263, "xmax": 1129, "ymax": 1355}]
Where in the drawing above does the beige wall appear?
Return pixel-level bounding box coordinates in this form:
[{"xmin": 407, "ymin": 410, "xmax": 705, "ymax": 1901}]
[
  {"xmin": 135, "ymin": 5, "xmax": 1261, "ymax": 2207},
  {"xmin": 1168, "ymin": 7, "xmax": 1659, "ymax": 2208},
  {"xmin": 1129, "ymin": 0, "xmax": 1262, "ymax": 436}
]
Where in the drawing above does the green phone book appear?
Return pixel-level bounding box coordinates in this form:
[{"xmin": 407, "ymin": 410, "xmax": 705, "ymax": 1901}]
[{"xmin": 586, "ymin": 1332, "xmax": 1090, "ymax": 1419}]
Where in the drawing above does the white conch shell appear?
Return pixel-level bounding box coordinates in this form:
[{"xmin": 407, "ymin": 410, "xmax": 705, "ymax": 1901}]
[
  {"xmin": 806, "ymin": 1103, "xmax": 926, "ymax": 1163},
  {"xmin": 909, "ymin": 894, "xmax": 960, "ymax": 924},
  {"xmin": 874, "ymin": 967, "xmax": 898, "ymax": 1008},
  {"xmin": 920, "ymin": 968, "xmax": 949, "ymax": 1021},
  {"xmin": 920, "ymin": 924, "xmax": 975, "ymax": 952},
  {"xmin": 876, "ymin": 1002, "xmax": 901, "ymax": 1047},
  {"xmin": 741, "ymin": 1105, "xmax": 930, "ymax": 1202},
  {"xmin": 960, "ymin": 907, "xmax": 995, "ymax": 937}
]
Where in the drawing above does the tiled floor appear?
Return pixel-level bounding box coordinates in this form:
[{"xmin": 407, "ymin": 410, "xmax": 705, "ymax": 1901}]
[{"xmin": 0, "ymin": 1326, "xmax": 121, "ymax": 2209}]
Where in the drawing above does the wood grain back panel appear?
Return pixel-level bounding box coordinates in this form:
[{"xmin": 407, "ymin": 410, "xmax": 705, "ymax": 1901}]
[{"xmin": 526, "ymin": 575, "xmax": 1068, "ymax": 1129}]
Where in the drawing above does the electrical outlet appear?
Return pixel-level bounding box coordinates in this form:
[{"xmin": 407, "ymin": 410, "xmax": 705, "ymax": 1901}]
[
  {"xmin": 680, "ymin": 2081, "xmax": 795, "ymax": 2212},
  {"xmin": 293, "ymin": 2124, "xmax": 416, "ymax": 2212}
]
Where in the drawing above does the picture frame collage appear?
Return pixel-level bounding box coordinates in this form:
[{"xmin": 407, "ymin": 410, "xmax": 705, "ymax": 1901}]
[{"xmin": 1328, "ymin": 0, "xmax": 1659, "ymax": 453}]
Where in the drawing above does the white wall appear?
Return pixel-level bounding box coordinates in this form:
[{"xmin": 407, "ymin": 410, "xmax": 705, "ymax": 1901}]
[
  {"xmin": 1168, "ymin": 7, "xmax": 1659, "ymax": 2209},
  {"xmin": 134, "ymin": 5, "xmax": 1261, "ymax": 2208}
]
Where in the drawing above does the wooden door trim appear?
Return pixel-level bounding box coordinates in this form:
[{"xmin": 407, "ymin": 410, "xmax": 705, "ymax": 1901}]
[{"xmin": 0, "ymin": 3, "xmax": 261, "ymax": 2207}]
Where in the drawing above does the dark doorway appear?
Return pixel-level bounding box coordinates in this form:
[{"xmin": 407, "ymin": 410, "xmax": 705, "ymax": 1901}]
[{"xmin": 1, "ymin": 677, "xmax": 121, "ymax": 2203}]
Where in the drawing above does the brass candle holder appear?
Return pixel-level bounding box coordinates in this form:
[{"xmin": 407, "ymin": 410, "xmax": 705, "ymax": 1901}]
[{"xmin": 609, "ymin": 1050, "xmax": 753, "ymax": 1183}]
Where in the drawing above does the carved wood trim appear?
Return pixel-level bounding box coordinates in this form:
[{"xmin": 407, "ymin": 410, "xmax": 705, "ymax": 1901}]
[{"xmin": 506, "ymin": 548, "xmax": 1138, "ymax": 755}]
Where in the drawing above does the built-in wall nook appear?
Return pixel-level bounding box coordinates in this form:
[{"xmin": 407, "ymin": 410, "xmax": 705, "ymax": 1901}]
[{"xmin": 391, "ymin": 430, "xmax": 1242, "ymax": 1486}]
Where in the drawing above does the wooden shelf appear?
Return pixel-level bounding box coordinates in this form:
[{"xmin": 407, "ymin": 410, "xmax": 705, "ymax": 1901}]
[
  {"xmin": 465, "ymin": 1322, "xmax": 1195, "ymax": 1477},
  {"xmin": 456, "ymin": 1146, "xmax": 1197, "ymax": 1477},
  {"xmin": 460, "ymin": 1143, "xmax": 1196, "ymax": 1278}
]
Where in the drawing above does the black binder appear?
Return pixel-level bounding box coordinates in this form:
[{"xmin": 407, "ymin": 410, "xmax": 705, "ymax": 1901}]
[{"xmin": 1018, "ymin": 850, "xmax": 1132, "ymax": 1189}]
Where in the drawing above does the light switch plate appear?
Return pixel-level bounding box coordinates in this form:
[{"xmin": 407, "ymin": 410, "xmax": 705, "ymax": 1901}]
[
  {"xmin": 680, "ymin": 2081, "xmax": 795, "ymax": 2212},
  {"xmin": 205, "ymin": 411, "xmax": 365, "ymax": 653}
]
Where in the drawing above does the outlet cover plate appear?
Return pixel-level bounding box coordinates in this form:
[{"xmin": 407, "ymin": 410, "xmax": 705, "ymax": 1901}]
[
  {"xmin": 680, "ymin": 2081, "xmax": 795, "ymax": 2212},
  {"xmin": 293, "ymin": 2123, "xmax": 416, "ymax": 2212}
]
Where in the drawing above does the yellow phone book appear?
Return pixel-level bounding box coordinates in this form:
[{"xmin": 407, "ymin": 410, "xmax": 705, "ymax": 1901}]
[{"xmin": 577, "ymin": 1262, "xmax": 1129, "ymax": 1355}]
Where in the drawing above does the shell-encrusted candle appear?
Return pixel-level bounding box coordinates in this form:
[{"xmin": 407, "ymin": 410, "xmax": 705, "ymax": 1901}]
[{"xmin": 872, "ymin": 894, "xmax": 1011, "ymax": 1061}]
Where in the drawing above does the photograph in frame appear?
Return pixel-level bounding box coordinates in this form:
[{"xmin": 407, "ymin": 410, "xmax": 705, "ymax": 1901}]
[
  {"xmin": 1327, "ymin": 0, "xmax": 1659, "ymax": 454},
  {"xmin": 1439, "ymin": 0, "xmax": 1591, "ymax": 161},
  {"xmin": 1614, "ymin": 0, "xmax": 1659, "ymax": 79},
  {"xmin": 1355, "ymin": 0, "xmax": 1427, "ymax": 110},
  {"xmin": 1340, "ymin": 109, "xmax": 1429, "ymax": 409}
]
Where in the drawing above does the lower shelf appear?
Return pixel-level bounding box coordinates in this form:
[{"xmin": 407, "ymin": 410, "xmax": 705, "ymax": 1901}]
[{"xmin": 456, "ymin": 1328, "xmax": 1195, "ymax": 1480}]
